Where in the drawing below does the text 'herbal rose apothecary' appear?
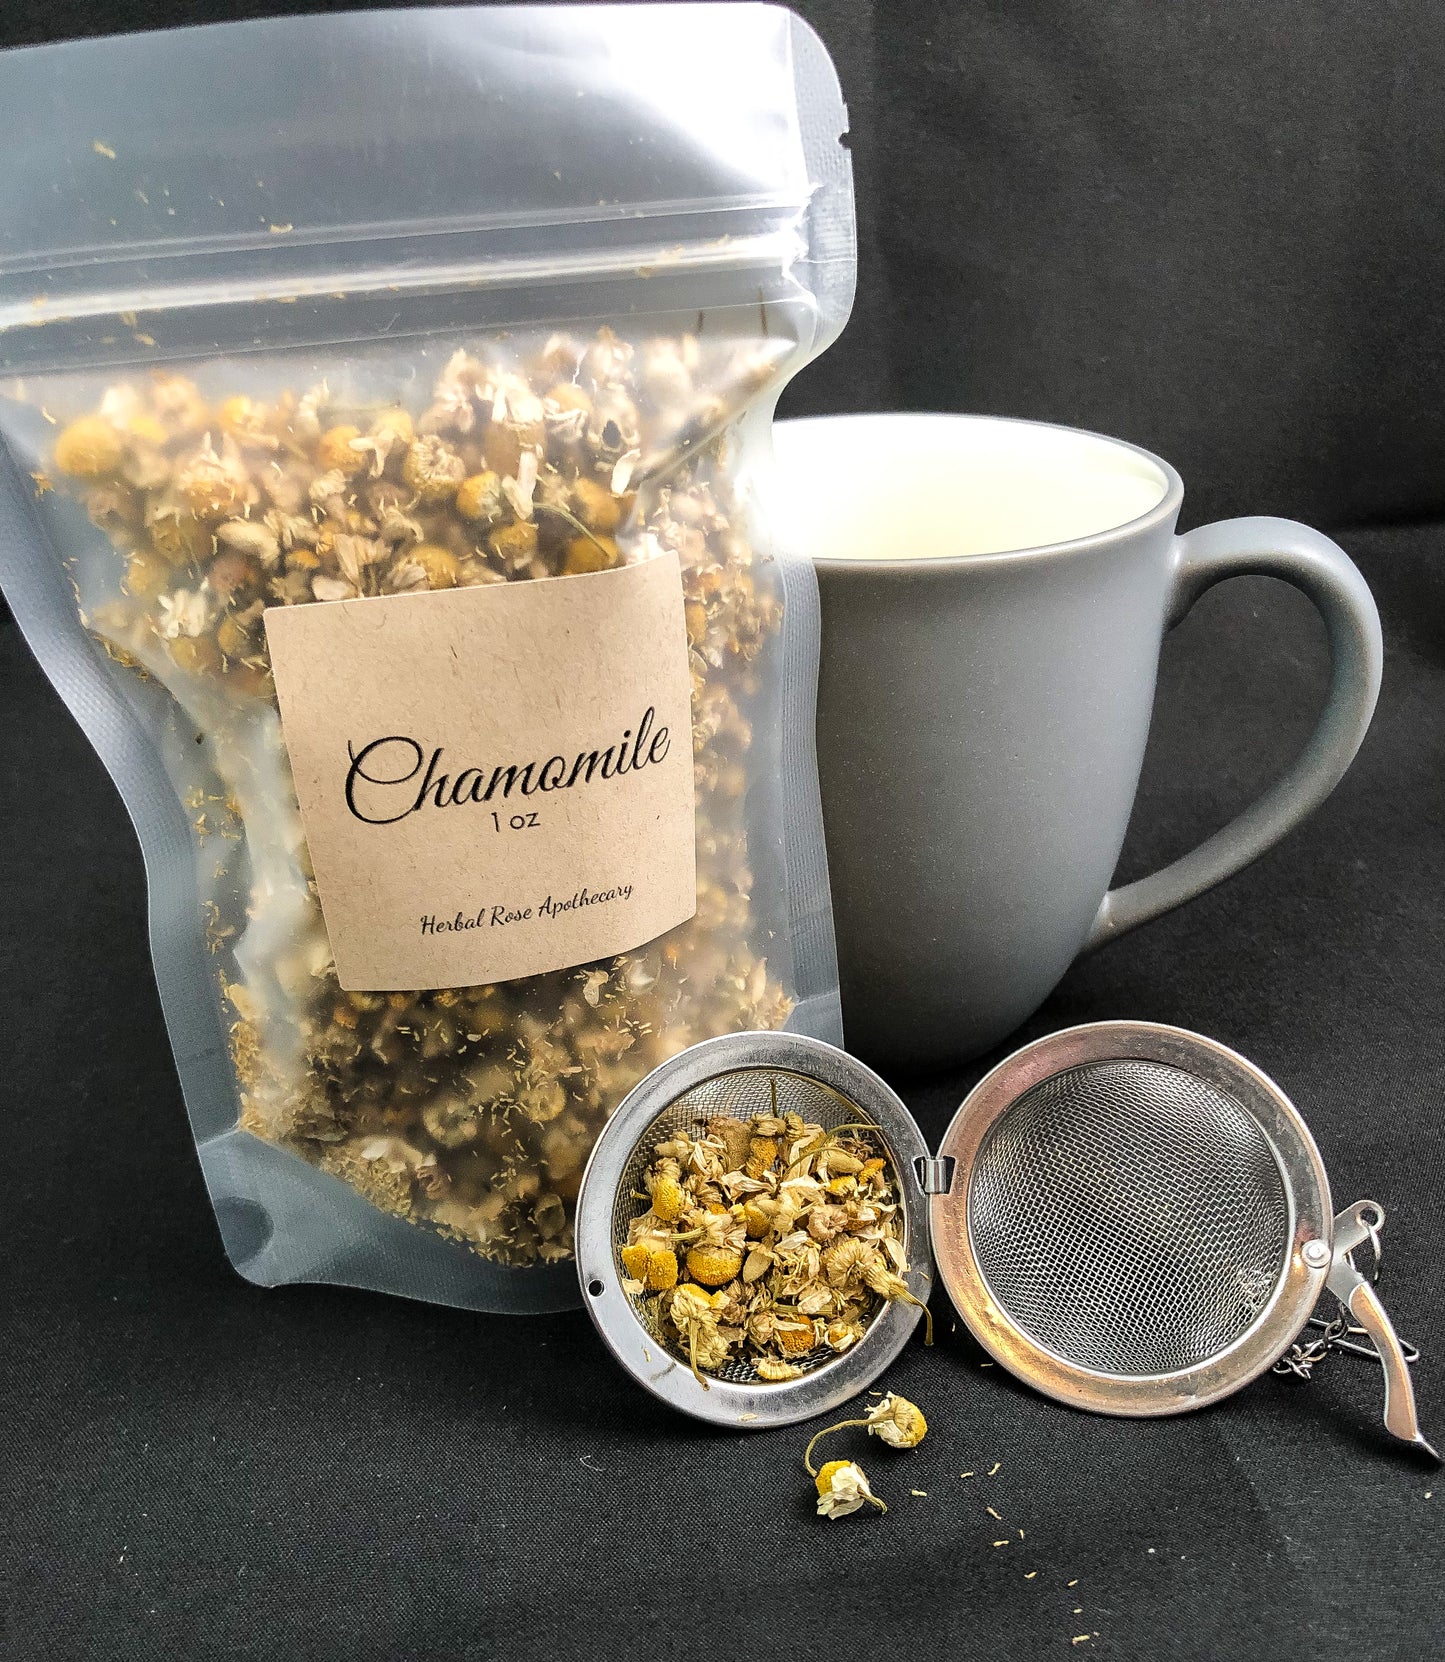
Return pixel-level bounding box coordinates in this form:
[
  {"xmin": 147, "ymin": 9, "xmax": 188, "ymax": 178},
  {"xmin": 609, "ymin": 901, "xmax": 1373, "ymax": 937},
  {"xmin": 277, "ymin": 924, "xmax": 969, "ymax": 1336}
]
[{"xmin": 0, "ymin": 4, "xmax": 854, "ymax": 1312}]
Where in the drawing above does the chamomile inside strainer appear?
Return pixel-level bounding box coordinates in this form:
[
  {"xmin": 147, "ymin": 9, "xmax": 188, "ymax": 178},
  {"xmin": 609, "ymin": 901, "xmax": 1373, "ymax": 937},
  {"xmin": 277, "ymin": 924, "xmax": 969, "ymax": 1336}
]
[
  {"xmin": 577, "ymin": 1031, "xmax": 932, "ymax": 1428},
  {"xmin": 611, "ymin": 1066, "xmax": 921, "ymax": 1385}
]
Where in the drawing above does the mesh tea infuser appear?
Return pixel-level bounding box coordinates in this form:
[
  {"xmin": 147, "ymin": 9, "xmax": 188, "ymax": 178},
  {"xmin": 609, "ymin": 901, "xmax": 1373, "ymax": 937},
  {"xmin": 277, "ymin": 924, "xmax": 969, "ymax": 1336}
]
[
  {"xmin": 576, "ymin": 1023, "xmax": 1434, "ymax": 1456},
  {"xmin": 932, "ymin": 1021, "xmax": 1434, "ymax": 1457}
]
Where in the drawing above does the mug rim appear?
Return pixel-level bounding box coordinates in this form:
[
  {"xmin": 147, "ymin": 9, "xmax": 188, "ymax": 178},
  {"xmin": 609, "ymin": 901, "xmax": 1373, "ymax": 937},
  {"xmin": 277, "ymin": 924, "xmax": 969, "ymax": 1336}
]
[{"xmin": 774, "ymin": 411, "xmax": 1185, "ymax": 569}]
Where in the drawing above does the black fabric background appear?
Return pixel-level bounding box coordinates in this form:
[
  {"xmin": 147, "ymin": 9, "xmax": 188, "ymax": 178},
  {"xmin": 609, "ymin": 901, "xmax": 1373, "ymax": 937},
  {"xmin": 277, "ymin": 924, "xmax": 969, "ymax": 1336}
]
[{"xmin": 2, "ymin": 4, "xmax": 1442, "ymax": 1659}]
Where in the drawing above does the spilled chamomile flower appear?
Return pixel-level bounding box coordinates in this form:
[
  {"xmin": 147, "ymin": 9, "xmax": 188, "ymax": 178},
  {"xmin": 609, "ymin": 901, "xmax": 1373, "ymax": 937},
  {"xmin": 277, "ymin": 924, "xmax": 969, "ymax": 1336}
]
[{"xmin": 814, "ymin": 1459, "xmax": 886, "ymax": 1520}]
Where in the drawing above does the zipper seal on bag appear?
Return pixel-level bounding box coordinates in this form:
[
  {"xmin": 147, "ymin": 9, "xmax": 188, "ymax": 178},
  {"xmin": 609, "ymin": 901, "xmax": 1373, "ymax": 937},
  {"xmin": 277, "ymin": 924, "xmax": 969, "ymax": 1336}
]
[{"xmin": 2, "ymin": 220, "xmax": 818, "ymax": 374}]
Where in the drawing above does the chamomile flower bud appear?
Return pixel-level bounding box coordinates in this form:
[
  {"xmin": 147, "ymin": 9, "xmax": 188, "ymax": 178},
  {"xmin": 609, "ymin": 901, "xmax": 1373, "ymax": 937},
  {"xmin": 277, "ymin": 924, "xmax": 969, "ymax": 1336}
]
[
  {"xmin": 866, "ymin": 1394, "xmax": 928, "ymax": 1449},
  {"xmin": 647, "ymin": 1173, "xmax": 686, "ymax": 1223},
  {"xmin": 685, "ymin": 1244, "xmax": 743, "ymax": 1287},
  {"xmin": 814, "ymin": 1460, "xmax": 886, "ymax": 1520},
  {"xmin": 803, "ymin": 1391, "xmax": 929, "ymax": 1474}
]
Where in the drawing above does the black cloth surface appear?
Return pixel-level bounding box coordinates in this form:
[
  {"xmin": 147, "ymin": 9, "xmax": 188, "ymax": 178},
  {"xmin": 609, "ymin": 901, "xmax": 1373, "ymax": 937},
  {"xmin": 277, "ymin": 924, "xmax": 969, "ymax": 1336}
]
[{"xmin": 2, "ymin": 4, "xmax": 1444, "ymax": 1661}]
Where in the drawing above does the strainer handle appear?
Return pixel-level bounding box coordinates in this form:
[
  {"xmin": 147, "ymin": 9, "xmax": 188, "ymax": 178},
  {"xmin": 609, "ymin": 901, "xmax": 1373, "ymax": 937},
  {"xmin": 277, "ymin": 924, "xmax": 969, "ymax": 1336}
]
[{"xmin": 1086, "ymin": 517, "xmax": 1382, "ymax": 949}]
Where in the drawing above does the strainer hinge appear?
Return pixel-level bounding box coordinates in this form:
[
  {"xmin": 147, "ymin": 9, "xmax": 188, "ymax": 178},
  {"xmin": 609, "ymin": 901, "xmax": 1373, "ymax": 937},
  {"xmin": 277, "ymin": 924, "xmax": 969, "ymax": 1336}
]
[{"xmin": 914, "ymin": 1156, "xmax": 956, "ymax": 1195}]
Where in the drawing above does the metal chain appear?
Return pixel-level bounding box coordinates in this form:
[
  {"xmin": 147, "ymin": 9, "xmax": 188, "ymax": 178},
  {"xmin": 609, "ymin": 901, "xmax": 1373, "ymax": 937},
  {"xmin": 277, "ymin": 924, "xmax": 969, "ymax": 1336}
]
[
  {"xmin": 1273, "ymin": 1307, "xmax": 1350, "ymax": 1380},
  {"xmin": 1271, "ymin": 1217, "xmax": 1385, "ymax": 1382}
]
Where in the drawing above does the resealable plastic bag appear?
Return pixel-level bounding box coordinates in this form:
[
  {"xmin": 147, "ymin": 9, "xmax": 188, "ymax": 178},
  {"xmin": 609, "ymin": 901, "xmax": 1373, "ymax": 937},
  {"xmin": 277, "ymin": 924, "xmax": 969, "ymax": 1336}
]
[{"xmin": 0, "ymin": 4, "xmax": 853, "ymax": 1311}]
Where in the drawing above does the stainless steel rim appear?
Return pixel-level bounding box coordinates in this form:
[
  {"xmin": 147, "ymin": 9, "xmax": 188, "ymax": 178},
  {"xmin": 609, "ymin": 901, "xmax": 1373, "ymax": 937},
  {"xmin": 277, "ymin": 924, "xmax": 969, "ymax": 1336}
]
[
  {"xmin": 930, "ymin": 1021, "xmax": 1334, "ymax": 1417},
  {"xmin": 575, "ymin": 1030, "xmax": 932, "ymax": 1429}
]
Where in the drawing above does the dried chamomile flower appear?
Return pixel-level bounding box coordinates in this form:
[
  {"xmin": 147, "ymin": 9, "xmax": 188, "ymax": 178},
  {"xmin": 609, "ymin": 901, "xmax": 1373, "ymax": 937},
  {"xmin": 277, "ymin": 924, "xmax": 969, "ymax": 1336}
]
[
  {"xmin": 455, "ymin": 470, "xmax": 506, "ymax": 524},
  {"xmin": 866, "ymin": 1393, "xmax": 928, "ymax": 1449},
  {"xmin": 54, "ymin": 415, "xmax": 125, "ymax": 478},
  {"xmin": 685, "ymin": 1243, "xmax": 743, "ymax": 1287},
  {"xmin": 175, "ymin": 436, "xmax": 252, "ymax": 520},
  {"xmin": 401, "ymin": 433, "xmax": 467, "ymax": 502},
  {"xmin": 802, "ymin": 1391, "xmax": 928, "ymax": 1474},
  {"xmin": 754, "ymin": 1357, "xmax": 803, "ymax": 1382},
  {"xmin": 619, "ymin": 1240, "xmax": 679, "ymax": 1292},
  {"xmin": 350, "ymin": 408, "xmax": 413, "ymax": 475},
  {"xmin": 316, "ymin": 424, "xmax": 369, "ymax": 476},
  {"xmin": 859, "ymin": 1254, "xmax": 935, "ymax": 1344},
  {"xmin": 667, "ymin": 1281, "xmax": 734, "ymax": 1384},
  {"xmin": 647, "ymin": 1171, "xmax": 686, "ymax": 1223},
  {"xmin": 217, "ymin": 394, "xmax": 281, "ymax": 450},
  {"xmin": 814, "ymin": 1459, "xmax": 886, "ymax": 1520}
]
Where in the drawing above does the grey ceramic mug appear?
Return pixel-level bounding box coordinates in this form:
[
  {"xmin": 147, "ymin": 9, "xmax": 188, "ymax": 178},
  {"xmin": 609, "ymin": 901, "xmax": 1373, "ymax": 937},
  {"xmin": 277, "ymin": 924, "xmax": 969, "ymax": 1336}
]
[{"xmin": 769, "ymin": 413, "xmax": 1383, "ymax": 1071}]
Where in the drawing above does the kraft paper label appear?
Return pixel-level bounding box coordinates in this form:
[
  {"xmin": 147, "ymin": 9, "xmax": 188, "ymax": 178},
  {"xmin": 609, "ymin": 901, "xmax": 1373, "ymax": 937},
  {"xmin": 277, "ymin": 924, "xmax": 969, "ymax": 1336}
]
[{"xmin": 264, "ymin": 555, "xmax": 696, "ymax": 991}]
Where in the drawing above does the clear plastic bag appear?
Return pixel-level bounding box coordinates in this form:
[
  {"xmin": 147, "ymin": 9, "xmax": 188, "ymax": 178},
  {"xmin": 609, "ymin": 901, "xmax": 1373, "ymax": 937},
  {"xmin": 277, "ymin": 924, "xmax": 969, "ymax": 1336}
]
[{"xmin": 0, "ymin": 5, "xmax": 853, "ymax": 1311}]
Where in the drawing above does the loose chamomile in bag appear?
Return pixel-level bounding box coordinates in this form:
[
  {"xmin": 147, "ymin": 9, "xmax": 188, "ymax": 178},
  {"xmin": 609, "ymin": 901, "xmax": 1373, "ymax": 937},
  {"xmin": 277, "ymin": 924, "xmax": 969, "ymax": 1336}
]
[{"xmin": 0, "ymin": 5, "xmax": 853, "ymax": 1311}]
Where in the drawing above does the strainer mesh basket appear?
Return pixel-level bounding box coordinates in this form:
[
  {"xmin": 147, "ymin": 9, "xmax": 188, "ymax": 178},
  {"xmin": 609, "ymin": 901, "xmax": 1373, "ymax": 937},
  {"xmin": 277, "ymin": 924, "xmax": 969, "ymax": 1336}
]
[
  {"xmin": 967, "ymin": 1059, "xmax": 1291, "ymax": 1376},
  {"xmin": 610, "ymin": 1066, "xmax": 900, "ymax": 1384}
]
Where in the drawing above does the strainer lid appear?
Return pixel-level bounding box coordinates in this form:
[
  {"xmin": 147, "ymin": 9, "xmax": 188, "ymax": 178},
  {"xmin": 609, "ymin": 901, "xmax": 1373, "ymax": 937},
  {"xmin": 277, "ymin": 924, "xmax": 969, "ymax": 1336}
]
[
  {"xmin": 575, "ymin": 1030, "xmax": 932, "ymax": 1429},
  {"xmin": 928, "ymin": 1021, "xmax": 1333, "ymax": 1417}
]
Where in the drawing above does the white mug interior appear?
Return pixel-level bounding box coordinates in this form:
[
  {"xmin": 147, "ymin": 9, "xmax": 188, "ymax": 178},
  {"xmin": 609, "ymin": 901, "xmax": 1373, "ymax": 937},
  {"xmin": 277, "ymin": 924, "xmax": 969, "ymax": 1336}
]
[{"xmin": 769, "ymin": 413, "xmax": 1173, "ymax": 560}]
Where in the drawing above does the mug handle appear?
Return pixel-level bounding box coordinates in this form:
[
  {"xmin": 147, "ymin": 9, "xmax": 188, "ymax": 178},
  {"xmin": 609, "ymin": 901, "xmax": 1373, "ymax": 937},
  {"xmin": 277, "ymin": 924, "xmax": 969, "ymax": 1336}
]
[{"xmin": 1084, "ymin": 517, "xmax": 1383, "ymax": 951}]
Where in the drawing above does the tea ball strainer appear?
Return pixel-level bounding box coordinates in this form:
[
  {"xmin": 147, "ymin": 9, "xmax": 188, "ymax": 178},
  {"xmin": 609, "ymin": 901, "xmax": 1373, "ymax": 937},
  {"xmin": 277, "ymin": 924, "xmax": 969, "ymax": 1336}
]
[
  {"xmin": 932, "ymin": 1021, "xmax": 1434, "ymax": 1457},
  {"xmin": 575, "ymin": 1030, "xmax": 933, "ymax": 1429},
  {"xmin": 576, "ymin": 1022, "xmax": 1435, "ymax": 1457}
]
